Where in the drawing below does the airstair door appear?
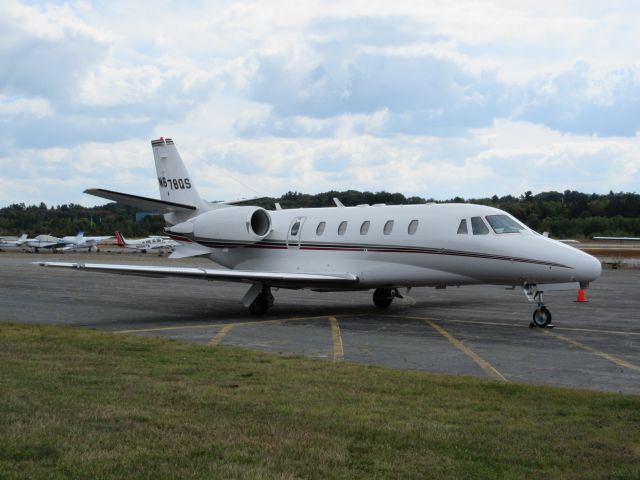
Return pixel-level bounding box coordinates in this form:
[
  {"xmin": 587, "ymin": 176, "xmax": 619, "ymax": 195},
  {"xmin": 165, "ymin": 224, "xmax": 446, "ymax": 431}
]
[{"xmin": 286, "ymin": 216, "xmax": 306, "ymax": 249}]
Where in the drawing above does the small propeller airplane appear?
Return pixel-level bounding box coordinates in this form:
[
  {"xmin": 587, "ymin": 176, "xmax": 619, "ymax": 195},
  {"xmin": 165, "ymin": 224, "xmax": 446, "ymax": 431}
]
[
  {"xmin": 0, "ymin": 233, "xmax": 27, "ymax": 249},
  {"xmin": 37, "ymin": 138, "xmax": 602, "ymax": 327},
  {"xmin": 26, "ymin": 232, "xmax": 112, "ymax": 252},
  {"xmin": 114, "ymin": 230, "xmax": 179, "ymax": 252}
]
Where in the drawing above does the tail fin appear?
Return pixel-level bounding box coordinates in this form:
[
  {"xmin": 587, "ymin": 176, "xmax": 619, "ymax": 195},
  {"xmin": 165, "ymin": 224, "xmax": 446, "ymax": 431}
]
[
  {"xmin": 152, "ymin": 138, "xmax": 206, "ymax": 209},
  {"xmin": 18, "ymin": 233, "xmax": 27, "ymax": 242},
  {"xmin": 114, "ymin": 231, "xmax": 126, "ymax": 246},
  {"xmin": 75, "ymin": 232, "xmax": 84, "ymax": 244}
]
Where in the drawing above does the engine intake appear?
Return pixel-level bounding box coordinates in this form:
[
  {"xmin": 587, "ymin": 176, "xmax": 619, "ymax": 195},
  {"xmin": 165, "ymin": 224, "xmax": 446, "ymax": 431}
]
[{"xmin": 168, "ymin": 206, "xmax": 272, "ymax": 245}]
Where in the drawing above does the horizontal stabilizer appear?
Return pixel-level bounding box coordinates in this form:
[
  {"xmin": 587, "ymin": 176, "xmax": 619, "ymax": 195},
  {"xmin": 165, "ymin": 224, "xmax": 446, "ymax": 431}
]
[
  {"xmin": 221, "ymin": 197, "xmax": 269, "ymax": 206},
  {"xmin": 36, "ymin": 262, "xmax": 359, "ymax": 288},
  {"xmin": 85, "ymin": 188, "xmax": 196, "ymax": 213}
]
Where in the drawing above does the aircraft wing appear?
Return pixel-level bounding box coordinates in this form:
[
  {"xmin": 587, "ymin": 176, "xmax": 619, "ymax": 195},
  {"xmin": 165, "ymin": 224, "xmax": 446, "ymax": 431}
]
[
  {"xmin": 35, "ymin": 262, "xmax": 359, "ymax": 289},
  {"xmin": 85, "ymin": 189, "xmax": 197, "ymax": 213},
  {"xmin": 85, "ymin": 236, "xmax": 114, "ymax": 242},
  {"xmin": 593, "ymin": 236, "xmax": 640, "ymax": 241}
]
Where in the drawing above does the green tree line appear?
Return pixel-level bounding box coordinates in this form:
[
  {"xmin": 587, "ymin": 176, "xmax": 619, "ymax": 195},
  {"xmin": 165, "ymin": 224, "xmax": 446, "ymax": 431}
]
[{"xmin": 2, "ymin": 190, "xmax": 640, "ymax": 239}]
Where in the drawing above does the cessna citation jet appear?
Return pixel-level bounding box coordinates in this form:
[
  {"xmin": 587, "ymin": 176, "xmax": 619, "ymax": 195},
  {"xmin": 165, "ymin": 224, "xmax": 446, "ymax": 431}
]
[{"xmin": 38, "ymin": 138, "xmax": 601, "ymax": 328}]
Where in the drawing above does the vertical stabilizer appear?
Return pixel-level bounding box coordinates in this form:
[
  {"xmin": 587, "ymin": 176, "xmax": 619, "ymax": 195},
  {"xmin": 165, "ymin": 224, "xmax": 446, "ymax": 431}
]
[
  {"xmin": 114, "ymin": 231, "xmax": 126, "ymax": 247},
  {"xmin": 151, "ymin": 138, "xmax": 206, "ymax": 209}
]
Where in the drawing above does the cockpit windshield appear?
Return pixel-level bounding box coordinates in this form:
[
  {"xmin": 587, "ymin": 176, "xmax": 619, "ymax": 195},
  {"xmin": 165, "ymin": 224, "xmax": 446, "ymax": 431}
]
[{"xmin": 485, "ymin": 214, "xmax": 526, "ymax": 234}]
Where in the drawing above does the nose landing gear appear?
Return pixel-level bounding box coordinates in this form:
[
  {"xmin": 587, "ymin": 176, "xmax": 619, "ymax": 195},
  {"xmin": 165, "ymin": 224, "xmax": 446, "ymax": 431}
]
[{"xmin": 523, "ymin": 284, "xmax": 554, "ymax": 329}]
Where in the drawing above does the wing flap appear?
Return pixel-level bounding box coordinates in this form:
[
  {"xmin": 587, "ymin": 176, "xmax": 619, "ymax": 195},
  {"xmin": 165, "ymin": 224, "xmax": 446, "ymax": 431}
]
[
  {"xmin": 85, "ymin": 189, "xmax": 197, "ymax": 213},
  {"xmin": 35, "ymin": 262, "xmax": 359, "ymax": 287}
]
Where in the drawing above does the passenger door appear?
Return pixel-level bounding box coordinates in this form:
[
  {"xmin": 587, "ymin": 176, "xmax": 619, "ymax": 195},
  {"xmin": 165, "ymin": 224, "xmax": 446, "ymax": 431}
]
[{"xmin": 286, "ymin": 216, "xmax": 306, "ymax": 249}]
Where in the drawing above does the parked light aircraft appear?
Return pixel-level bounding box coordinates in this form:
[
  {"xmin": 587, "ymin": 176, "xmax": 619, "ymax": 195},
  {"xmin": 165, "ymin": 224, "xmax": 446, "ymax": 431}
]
[
  {"xmin": 26, "ymin": 232, "xmax": 112, "ymax": 252},
  {"xmin": 38, "ymin": 138, "xmax": 602, "ymax": 328},
  {"xmin": 26, "ymin": 234, "xmax": 62, "ymax": 252},
  {"xmin": 0, "ymin": 234, "xmax": 27, "ymax": 249},
  {"xmin": 115, "ymin": 230, "xmax": 179, "ymax": 252},
  {"xmin": 57, "ymin": 232, "xmax": 113, "ymax": 252}
]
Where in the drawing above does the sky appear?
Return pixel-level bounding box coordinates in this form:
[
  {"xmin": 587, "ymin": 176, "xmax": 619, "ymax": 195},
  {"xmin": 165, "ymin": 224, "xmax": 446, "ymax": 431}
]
[{"xmin": 1, "ymin": 0, "xmax": 639, "ymax": 207}]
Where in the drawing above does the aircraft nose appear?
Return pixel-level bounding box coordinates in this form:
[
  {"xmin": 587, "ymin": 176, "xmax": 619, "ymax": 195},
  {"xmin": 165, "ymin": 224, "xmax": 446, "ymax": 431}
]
[{"xmin": 574, "ymin": 251, "xmax": 602, "ymax": 283}]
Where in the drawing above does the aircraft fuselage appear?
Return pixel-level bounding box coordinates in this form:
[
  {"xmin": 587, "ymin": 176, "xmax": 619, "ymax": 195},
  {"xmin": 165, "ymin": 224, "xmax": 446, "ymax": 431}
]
[{"xmin": 189, "ymin": 203, "xmax": 601, "ymax": 290}]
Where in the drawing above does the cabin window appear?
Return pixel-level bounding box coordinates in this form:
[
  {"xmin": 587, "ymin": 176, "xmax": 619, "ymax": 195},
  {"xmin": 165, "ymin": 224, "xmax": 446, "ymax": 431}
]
[
  {"xmin": 408, "ymin": 219, "xmax": 419, "ymax": 235},
  {"xmin": 471, "ymin": 216, "xmax": 490, "ymax": 235},
  {"xmin": 485, "ymin": 215, "xmax": 525, "ymax": 234},
  {"xmin": 338, "ymin": 221, "xmax": 348, "ymax": 235},
  {"xmin": 457, "ymin": 219, "xmax": 468, "ymax": 234},
  {"xmin": 383, "ymin": 220, "xmax": 394, "ymax": 235},
  {"xmin": 360, "ymin": 221, "xmax": 370, "ymax": 235},
  {"xmin": 316, "ymin": 221, "xmax": 326, "ymax": 236},
  {"xmin": 290, "ymin": 221, "xmax": 301, "ymax": 236}
]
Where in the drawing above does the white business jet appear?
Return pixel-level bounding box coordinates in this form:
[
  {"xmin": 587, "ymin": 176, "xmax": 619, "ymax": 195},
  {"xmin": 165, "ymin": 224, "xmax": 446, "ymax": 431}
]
[{"xmin": 38, "ymin": 138, "xmax": 601, "ymax": 327}]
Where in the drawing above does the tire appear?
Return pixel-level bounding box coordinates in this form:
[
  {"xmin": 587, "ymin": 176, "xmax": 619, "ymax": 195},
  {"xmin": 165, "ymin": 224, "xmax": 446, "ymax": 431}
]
[
  {"xmin": 249, "ymin": 293, "xmax": 270, "ymax": 315},
  {"xmin": 532, "ymin": 307, "xmax": 552, "ymax": 328},
  {"xmin": 373, "ymin": 288, "xmax": 394, "ymax": 308}
]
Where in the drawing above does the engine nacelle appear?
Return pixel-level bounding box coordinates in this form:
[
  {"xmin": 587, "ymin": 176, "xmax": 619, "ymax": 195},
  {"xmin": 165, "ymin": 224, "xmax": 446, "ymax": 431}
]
[{"xmin": 168, "ymin": 206, "xmax": 272, "ymax": 245}]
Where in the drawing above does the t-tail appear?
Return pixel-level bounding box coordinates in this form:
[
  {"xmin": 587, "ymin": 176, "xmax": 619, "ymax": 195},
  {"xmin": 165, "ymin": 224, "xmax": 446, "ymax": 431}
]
[
  {"xmin": 151, "ymin": 138, "xmax": 208, "ymax": 211},
  {"xmin": 84, "ymin": 137, "xmax": 212, "ymax": 227}
]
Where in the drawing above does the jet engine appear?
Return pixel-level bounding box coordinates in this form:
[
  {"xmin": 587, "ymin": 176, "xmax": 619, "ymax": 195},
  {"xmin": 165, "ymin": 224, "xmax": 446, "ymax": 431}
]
[{"xmin": 168, "ymin": 206, "xmax": 272, "ymax": 245}]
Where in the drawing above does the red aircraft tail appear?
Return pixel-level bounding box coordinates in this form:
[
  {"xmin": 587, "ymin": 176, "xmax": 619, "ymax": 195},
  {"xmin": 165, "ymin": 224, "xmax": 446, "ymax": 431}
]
[{"xmin": 114, "ymin": 230, "xmax": 126, "ymax": 247}]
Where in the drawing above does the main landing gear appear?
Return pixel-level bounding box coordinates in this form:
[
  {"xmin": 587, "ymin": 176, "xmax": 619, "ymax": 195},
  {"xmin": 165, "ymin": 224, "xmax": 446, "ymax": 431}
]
[
  {"xmin": 243, "ymin": 284, "xmax": 274, "ymax": 315},
  {"xmin": 372, "ymin": 288, "xmax": 403, "ymax": 308},
  {"xmin": 523, "ymin": 284, "xmax": 554, "ymax": 328}
]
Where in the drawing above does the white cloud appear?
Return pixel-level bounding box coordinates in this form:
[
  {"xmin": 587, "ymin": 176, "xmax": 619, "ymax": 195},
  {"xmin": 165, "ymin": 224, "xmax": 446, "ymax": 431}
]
[
  {"xmin": 2, "ymin": 0, "xmax": 640, "ymax": 209},
  {"xmin": 0, "ymin": 1, "xmax": 109, "ymax": 99},
  {"xmin": 0, "ymin": 96, "xmax": 53, "ymax": 117}
]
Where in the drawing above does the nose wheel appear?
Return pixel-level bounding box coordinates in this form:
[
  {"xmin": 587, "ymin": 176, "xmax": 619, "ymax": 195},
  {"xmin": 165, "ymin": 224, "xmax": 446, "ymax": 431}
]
[
  {"xmin": 531, "ymin": 306, "xmax": 552, "ymax": 328},
  {"xmin": 523, "ymin": 284, "xmax": 554, "ymax": 328}
]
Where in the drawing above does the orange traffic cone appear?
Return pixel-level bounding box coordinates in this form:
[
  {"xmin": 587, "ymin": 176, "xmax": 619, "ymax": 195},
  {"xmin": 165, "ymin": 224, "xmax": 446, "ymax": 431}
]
[{"xmin": 575, "ymin": 289, "xmax": 588, "ymax": 303}]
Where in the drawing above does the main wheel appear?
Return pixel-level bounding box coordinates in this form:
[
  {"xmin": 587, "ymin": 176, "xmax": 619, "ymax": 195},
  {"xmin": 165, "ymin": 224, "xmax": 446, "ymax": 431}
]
[
  {"xmin": 249, "ymin": 292, "xmax": 271, "ymax": 315},
  {"xmin": 373, "ymin": 288, "xmax": 394, "ymax": 308},
  {"xmin": 532, "ymin": 307, "xmax": 552, "ymax": 328}
]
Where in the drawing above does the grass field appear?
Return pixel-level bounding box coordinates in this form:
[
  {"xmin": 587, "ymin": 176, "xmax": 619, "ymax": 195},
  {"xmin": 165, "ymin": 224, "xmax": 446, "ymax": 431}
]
[{"xmin": 1, "ymin": 322, "xmax": 639, "ymax": 479}]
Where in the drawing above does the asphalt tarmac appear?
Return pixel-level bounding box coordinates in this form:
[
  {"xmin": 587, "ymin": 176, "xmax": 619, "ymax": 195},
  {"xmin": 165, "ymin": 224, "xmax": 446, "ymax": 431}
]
[{"xmin": 2, "ymin": 250, "xmax": 639, "ymax": 394}]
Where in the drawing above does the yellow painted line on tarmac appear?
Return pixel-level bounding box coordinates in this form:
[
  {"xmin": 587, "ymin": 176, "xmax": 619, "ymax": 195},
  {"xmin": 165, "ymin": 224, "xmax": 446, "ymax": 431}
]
[
  {"xmin": 114, "ymin": 314, "xmax": 333, "ymax": 335},
  {"xmin": 545, "ymin": 326, "xmax": 640, "ymax": 337},
  {"xmin": 385, "ymin": 314, "xmax": 640, "ymax": 337},
  {"xmin": 209, "ymin": 324, "xmax": 235, "ymax": 346},
  {"xmin": 543, "ymin": 330, "xmax": 640, "ymax": 373},
  {"xmin": 424, "ymin": 319, "xmax": 507, "ymax": 382},
  {"xmin": 390, "ymin": 314, "xmax": 520, "ymax": 329},
  {"xmin": 116, "ymin": 324, "xmax": 226, "ymax": 334},
  {"xmin": 329, "ymin": 316, "xmax": 344, "ymax": 362}
]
